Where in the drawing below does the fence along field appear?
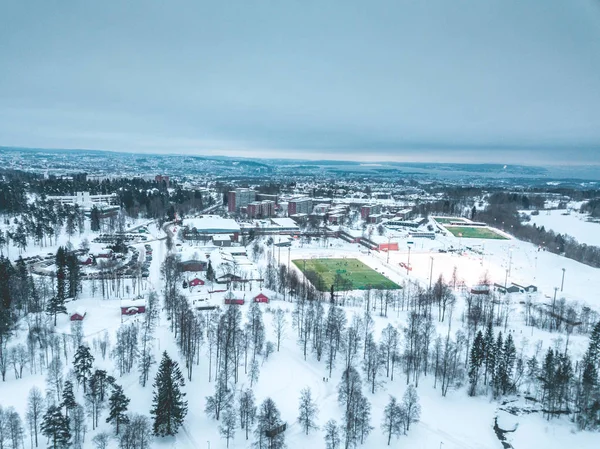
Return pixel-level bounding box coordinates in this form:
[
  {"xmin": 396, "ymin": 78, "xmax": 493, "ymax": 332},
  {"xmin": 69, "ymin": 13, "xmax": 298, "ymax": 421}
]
[{"xmin": 293, "ymin": 258, "xmax": 401, "ymax": 291}]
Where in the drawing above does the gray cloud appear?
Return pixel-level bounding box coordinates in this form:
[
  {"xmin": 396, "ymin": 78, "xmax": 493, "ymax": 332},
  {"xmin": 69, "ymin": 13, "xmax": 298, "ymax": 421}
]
[{"xmin": 1, "ymin": 0, "xmax": 600, "ymax": 164}]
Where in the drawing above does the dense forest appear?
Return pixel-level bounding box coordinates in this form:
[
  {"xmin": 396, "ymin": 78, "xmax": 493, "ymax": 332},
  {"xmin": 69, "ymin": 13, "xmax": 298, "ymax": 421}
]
[{"xmin": 0, "ymin": 170, "xmax": 213, "ymax": 219}]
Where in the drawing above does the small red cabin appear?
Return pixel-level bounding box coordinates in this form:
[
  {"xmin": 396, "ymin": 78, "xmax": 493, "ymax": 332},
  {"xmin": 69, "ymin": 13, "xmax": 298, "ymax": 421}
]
[
  {"xmin": 96, "ymin": 249, "xmax": 113, "ymax": 259},
  {"xmin": 224, "ymin": 298, "xmax": 245, "ymax": 305},
  {"xmin": 121, "ymin": 305, "xmax": 146, "ymax": 315},
  {"xmin": 78, "ymin": 256, "xmax": 93, "ymax": 266},
  {"xmin": 253, "ymin": 293, "xmax": 269, "ymax": 303},
  {"xmin": 70, "ymin": 309, "xmax": 87, "ymax": 321},
  {"xmin": 189, "ymin": 278, "xmax": 205, "ymax": 287},
  {"xmin": 120, "ymin": 299, "xmax": 147, "ymax": 315}
]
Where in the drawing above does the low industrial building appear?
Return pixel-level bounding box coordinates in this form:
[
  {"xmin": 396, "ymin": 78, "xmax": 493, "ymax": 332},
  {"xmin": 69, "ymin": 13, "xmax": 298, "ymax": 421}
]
[{"xmin": 182, "ymin": 216, "xmax": 241, "ymax": 242}]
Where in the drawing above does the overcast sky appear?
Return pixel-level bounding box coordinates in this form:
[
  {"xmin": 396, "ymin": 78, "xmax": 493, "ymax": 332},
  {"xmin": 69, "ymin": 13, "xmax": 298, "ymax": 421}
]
[{"xmin": 1, "ymin": 0, "xmax": 600, "ymax": 164}]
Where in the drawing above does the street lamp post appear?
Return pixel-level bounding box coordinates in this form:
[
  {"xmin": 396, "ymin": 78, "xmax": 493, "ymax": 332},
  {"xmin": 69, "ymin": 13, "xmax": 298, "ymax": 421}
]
[{"xmin": 561, "ymin": 268, "xmax": 566, "ymax": 292}]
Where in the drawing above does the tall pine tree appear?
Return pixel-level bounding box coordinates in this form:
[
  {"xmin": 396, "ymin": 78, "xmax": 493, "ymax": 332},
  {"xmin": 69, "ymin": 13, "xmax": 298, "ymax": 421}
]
[
  {"xmin": 151, "ymin": 352, "xmax": 187, "ymax": 436},
  {"xmin": 206, "ymin": 260, "xmax": 215, "ymax": 282},
  {"xmin": 106, "ymin": 384, "xmax": 130, "ymax": 435},
  {"xmin": 66, "ymin": 252, "xmax": 81, "ymax": 299},
  {"xmin": 73, "ymin": 345, "xmax": 94, "ymax": 393},
  {"xmin": 90, "ymin": 206, "xmax": 101, "ymax": 232},
  {"xmin": 60, "ymin": 380, "xmax": 78, "ymax": 418},
  {"xmin": 47, "ymin": 247, "xmax": 68, "ymax": 326},
  {"xmin": 483, "ymin": 321, "xmax": 495, "ymax": 386},
  {"xmin": 40, "ymin": 405, "xmax": 71, "ymax": 449},
  {"xmin": 468, "ymin": 330, "xmax": 485, "ymax": 396}
]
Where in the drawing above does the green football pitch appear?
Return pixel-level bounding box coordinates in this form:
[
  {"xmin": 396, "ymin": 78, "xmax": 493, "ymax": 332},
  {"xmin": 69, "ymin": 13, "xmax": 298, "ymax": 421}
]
[
  {"xmin": 444, "ymin": 226, "xmax": 508, "ymax": 240},
  {"xmin": 293, "ymin": 258, "xmax": 401, "ymax": 291}
]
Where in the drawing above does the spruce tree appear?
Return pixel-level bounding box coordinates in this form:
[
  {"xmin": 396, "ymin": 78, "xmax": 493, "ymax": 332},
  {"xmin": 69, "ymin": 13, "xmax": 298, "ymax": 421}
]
[
  {"xmin": 47, "ymin": 247, "xmax": 68, "ymax": 326},
  {"xmin": 66, "ymin": 252, "xmax": 81, "ymax": 299},
  {"xmin": 56, "ymin": 247, "xmax": 67, "ymax": 300},
  {"xmin": 14, "ymin": 256, "xmax": 30, "ymax": 312},
  {"xmin": 468, "ymin": 330, "xmax": 485, "ymax": 396},
  {"xmin": 578, "ymin": 324, "xmax": 600, "ymax": 429},
  {"xmin": 589, "ymin": 321, "xmax": 600, "ymax": 360},
  {"xmin": 106, "ymin": 384, "xmax": 130, "ymax": 435},
  {"xmin": 501, "ymin": 334, "xmax": 516, "ymax": 395},
  {"xmin": 46, "ymin": 294, "xmax": 67, "ymax": 327},
  {"xmin": 90, "ymin": 207, "xmax": 101, "ymax": 232},
  {"xmin": 206, "ymin": 260, "xmax": 215, "ymax": 282},
  {"xmin": 151, "ymin": 352, "xmax": 187, "ymax": 436},
  {"xmin": 492, "ymin": 332, "xmax": 504, "ymax": 397},
  {"xmin": 73, "ymin": 345, "xmax": 94, "ymax": 393},
  {"xmin": 61, "ymin": 380, "xmax": 78, "ymax": 418},
  {"xmin": 540, "ymin": 348, "xmax": 556, "ymax": 418},
  {"xmin": 483, "ymin": 321, "xmax": 495, "ymax": 385},
  {"xmin": 555, "ymin": 352, "xmax": 573, "ymax": 413},
  {"xmin": 40, "ymin": 405, "xmax": 71, "ymax": 449},
  {"xmin": 579, "ymin": 352, "xmax": 599, "ymax": 429}
]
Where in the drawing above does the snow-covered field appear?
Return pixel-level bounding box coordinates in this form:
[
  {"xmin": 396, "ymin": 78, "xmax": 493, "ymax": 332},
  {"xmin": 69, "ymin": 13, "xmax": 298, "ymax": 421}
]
[
  {"xmin": 1, "ymin": 215, "xmax": 600, "ymax": 449},
  {"xmin": 523, "ymin": 209, "xmax": 600, "ymax": 246}
]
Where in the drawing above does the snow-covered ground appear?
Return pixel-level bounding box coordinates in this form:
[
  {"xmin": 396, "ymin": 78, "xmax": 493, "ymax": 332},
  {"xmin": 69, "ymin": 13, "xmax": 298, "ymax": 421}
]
[
  {"xmin": 1, "ymin": 214, "xmax": 600, "ymax": 449},
  {"xmin": 523, "ymin": 209, "xmax": 600, "ymax": 246}
]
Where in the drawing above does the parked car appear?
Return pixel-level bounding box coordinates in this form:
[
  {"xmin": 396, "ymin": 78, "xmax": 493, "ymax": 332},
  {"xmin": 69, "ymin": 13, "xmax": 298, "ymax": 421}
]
[{"xmin": 399, "ymin": 262, "xmax": 413, "ymax": 271}]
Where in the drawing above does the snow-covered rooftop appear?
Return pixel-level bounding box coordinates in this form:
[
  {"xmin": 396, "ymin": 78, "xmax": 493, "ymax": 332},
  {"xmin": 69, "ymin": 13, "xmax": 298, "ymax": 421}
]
[
  {"xmin": 270, "ymin": 217, "xmax": 299, "ymax": 228},
  {"xmin": 184, "ymin": 215, "xmax": 240, "ymax": 233}
]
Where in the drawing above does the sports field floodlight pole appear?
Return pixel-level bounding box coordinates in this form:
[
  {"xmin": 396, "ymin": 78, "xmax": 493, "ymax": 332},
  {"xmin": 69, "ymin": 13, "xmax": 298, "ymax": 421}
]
[
  {"xmin": 387, "ymin": 236, "xmax": 391, "ymax": 264},
  {"xmin": 407, "ymin": 246, "xmax": 411, "ymax": 275},
  {"xmin": 552, "ymin": 287, "xmax": 559, "ymax": 331},
  {"xmin": 429, "ymin": 256, "xmax": 434, "ymax": 290},
  {"xmin": 561, "ymin": 268, "xmax": 565, "ymax": 292}
]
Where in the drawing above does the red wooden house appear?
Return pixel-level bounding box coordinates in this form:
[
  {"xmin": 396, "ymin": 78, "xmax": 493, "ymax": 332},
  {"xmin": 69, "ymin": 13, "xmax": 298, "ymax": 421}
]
[
  {"xmin": 224, "ymin": 292, "xmax": 244, "ymax": 305},
  {"xmin": 70, "ymin": 308, "xmax": 87, "ymax": 321},
  {"xmin": 253, "ymin": 293, "xmax": 269, "ymax": 303},
  {"xmin": 189, "ymin": 277, "xmax": 205, "ymax": 287},
  {"xmin": 78, "ymin": 256, "xmax": 93, "ymax": 266},
  {"xmin": 96, "ymin": 249, "xmax": 113, "ymax": 259},
  {"xmin": 120, "ymin": 299, "xmax": 146, "ymax": 315}
]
